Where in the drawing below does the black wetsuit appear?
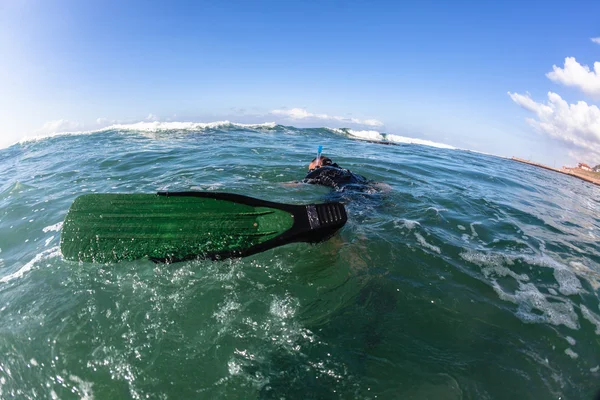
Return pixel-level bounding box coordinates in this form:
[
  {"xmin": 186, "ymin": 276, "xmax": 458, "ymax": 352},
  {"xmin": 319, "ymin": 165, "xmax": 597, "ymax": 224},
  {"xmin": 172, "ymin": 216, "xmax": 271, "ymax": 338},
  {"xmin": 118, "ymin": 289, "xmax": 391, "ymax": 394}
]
[{"xmin": 302, "ymin": 164, "xmax": 369, "ymax": 192}]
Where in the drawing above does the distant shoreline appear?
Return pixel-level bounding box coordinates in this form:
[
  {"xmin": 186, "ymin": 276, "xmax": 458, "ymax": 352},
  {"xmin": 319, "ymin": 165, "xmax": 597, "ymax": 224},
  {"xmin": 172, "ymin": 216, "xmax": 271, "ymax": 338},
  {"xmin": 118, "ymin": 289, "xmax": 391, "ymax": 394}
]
[{"xmin": 511, "ymin": 157, "xmax": 600, "ymax": 186}]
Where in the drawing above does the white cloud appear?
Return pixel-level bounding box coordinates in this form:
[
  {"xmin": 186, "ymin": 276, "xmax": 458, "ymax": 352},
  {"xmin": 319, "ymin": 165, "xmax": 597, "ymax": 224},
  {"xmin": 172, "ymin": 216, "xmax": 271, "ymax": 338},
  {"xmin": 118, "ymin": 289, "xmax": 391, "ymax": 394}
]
[
  {"xmin": 271, "ymin": 108, "xmax": 383, "ymax": 127},
  {"xmin": 546, "ymin": 57, "xmax": 600, "ymax": 98},
  {"xmin": 362, "ymin": 119, "xmax": 383, "ymax": 126},
  {"xmin": 38, "ymin": 119, "xmax": 81, "ymax": 134},
  {"xmin": 38, "ymin": 118, "xmax": 121, "ymax": 135},
  {"xmin": 592, "ymin": 38, "xmax": 600, "ymax": 45},
  {"xmin": 95, "ymin": 117, "xmax": 118, "ymax": 126},
  {"xmin": 145, "ymin": 113, "xmax": 159, "ymax": 122},
  {"xmin": 273, "ymin": 108, "xmax": 312, "ymax": 119},
  {"xmin": 508, "ymin": 91, "xmax": 600, "ymax": 160}
]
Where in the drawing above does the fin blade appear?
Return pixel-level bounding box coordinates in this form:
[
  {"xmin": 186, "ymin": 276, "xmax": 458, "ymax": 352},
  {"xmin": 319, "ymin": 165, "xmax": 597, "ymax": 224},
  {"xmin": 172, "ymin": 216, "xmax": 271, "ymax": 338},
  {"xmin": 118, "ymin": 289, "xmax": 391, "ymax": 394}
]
[{"xmin": 60, "ymin": 192, "xmax": 346, "ymax": 263}]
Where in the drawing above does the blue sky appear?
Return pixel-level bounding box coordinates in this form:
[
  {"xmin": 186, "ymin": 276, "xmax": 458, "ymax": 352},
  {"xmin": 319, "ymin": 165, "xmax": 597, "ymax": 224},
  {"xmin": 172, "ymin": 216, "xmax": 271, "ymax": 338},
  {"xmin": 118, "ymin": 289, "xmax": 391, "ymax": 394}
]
[{"xmin": 2, "ymin": 0, "xmax": 600, "ymax": 165}]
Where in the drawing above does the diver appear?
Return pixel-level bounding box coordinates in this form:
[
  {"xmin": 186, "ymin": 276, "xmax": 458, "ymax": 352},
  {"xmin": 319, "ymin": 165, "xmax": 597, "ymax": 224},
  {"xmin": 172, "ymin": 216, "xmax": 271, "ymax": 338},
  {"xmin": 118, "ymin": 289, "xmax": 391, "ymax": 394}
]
[
  {"xmin": 303, "ymin": 155, "xmax": 370, "ymax": 192},
  {"xmin": 282, "ymin": 146, "xmax": 390, "ymax": 201},
  {"xmin": 283, "ymin": 146, "xmax": 390, "ymax": 197}
]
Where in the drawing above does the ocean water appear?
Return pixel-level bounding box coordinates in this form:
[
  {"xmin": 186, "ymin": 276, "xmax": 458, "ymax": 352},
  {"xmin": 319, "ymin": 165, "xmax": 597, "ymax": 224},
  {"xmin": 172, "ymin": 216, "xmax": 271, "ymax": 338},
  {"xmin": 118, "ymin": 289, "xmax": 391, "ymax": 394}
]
[{"xmin": 0, "ymin": 123, "xmax": 599, "ymax": 399}]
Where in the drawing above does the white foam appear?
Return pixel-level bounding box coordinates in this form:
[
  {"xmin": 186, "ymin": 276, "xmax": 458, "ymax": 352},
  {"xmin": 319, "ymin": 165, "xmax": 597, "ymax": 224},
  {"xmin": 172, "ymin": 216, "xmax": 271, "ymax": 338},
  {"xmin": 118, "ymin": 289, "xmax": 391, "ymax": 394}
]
[
  {"xmin": 44, "ymin": 236, "xmax": 54, "ymax": 247},
  {"xmin": 581, "ymin": 305, "xmax": 600, "ymax": 335},
  {"xmin": 190, "ymin": 183, "xmax": 223, "ymax": 191},
  {"xmin": 460, "ymin": 251, "xmax": 513, "ymax": 267},
  {"xmin": 386, "ymin": 134, "xmax": 456, "ymax": 149},
  {"xmin": 415, "ymin": 233, "xmax": 441, "ymax": 254},
  {"xmin": 460, "ymin": 250, "xmax": 586, "ymax": 329},
  {"xmin": 564, "ymin": 348, "xmax": 578, "ymax": 359},
  {"xmin": 469, "ymin": 222, "xmax": 481, "ymax": 238},
  {"xmin": 569, "ymin": 261, "xmax": 600, "ymax": 290},
  {"xmin": 68, "ymin": 375, "xmax": 94, "ymax": 400},
  {"xmin": 394, "ymin": 219, "xmax": 420, "ymax": 230},
  {"xmin": 213, "ymin": 299, "xmax": 241, "ymax": 324},
  {"xmin": 520, "ymin": 254, "xmax": 582, "ymax": 296},
  {"xmin": 227, "ymin": 359, "xmax": 242, "ymax": 376},
  {"xmin": 565, "ymin": 336, "xmax": 576, "ymax": 346},
  {"xmin": 463, "ymin": 250, "xmax": 585, "ymax": 296},
  {"xmin": 483, "ymin": 265, "xmax": 529, "ymax": 281},
  {"xmin": 269, "ymin": 295, "xmax": 297, "ymax": 319},
  {"xmin": 553, "ymin": 268, "xmax": 582, "ymax": 296},
  {"xmin": 0, "ymin": 247, "xmax": 60, "ymax": 283},
  {"xmin": 491, "ymin": 280, "xmax": 579, "ymax": 330},
  {"xmin": 42, "ymin": 222, "xmax": 63, "ymax": 233},
  {"xmin": 460, "ymin": 251, "xmax": 528, "ymax": 281}
]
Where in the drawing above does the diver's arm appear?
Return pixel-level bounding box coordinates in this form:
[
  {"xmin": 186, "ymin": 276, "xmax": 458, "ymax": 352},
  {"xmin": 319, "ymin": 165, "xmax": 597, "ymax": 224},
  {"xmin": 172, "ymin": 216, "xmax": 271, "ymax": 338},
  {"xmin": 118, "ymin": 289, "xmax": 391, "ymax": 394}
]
[
  {"xmin": 281, "ymin": 181, "xmax": 303, "ymax": 188},
  {"xmin": 372, "ymin": 182, "xmax": 392, "ymax": 192}
]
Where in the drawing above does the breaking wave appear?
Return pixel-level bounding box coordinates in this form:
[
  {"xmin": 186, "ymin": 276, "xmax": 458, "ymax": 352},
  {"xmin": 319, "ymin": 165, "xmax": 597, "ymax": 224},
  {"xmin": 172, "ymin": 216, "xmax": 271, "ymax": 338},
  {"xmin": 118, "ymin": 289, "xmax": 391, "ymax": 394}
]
[
  {"xmin": 16, "ymin": 121, "xmax": 457, "ymax": 151},
  {"xmin": 330, "ymin": 128, "xmax": 456, "ymax": 149}
]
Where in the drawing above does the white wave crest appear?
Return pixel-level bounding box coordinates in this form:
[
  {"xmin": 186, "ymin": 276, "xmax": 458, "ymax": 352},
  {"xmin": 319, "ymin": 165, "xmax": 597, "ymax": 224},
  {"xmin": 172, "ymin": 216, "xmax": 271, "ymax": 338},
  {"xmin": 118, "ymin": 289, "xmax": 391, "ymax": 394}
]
[
  {"xmin": 16, "ymin": 119, "xmax": 458, "ymax": 152},
  {"xmin": 106, "ymin": 120, "xmax": 277, "ymax": 132},
  {"xmin": 17, "ymin": 121, "xmax": 278, "ymax": 146},
  {"xmin": 19, "ymin": 129, "xmax": 104, "ymax": 145},
  {"xmin": 386, "ymin": 134, "xmax": 456, "ymax": 149},
  {"xmin": 330, "ymin": 128, "xmax": 455, "ymax": 149},
  {"xmin": 0, "ymin": 246, "xmax": 60, "ymax": 283},
  {"xmin": 331, "ymin": 128, "xmax": 384, "ymax": 141}
]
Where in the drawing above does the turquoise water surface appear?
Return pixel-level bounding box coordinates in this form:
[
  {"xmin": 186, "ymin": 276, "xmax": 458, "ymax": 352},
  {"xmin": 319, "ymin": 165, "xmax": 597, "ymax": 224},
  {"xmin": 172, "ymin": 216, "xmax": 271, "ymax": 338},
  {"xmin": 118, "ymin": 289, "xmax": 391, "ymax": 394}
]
[{"xmin": 0, "ymin": 123, "xmax": 599, "ymax": 399}]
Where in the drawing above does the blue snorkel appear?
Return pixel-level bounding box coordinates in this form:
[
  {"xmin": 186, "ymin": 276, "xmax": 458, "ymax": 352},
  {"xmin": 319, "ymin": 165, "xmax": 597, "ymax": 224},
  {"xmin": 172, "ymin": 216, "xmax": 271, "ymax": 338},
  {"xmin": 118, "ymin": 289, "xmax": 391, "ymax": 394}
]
[{"xmin": 317, "ymin": 145, "xmax": 323, "ymax": 164}]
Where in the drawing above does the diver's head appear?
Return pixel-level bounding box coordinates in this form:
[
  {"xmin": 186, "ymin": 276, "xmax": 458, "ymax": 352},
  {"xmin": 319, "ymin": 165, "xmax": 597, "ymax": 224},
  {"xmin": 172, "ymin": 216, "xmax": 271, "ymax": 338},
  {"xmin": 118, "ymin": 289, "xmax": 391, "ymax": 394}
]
[{"xmin": 308, "ymin": 156, "xmax": 333, "ymax": 171}]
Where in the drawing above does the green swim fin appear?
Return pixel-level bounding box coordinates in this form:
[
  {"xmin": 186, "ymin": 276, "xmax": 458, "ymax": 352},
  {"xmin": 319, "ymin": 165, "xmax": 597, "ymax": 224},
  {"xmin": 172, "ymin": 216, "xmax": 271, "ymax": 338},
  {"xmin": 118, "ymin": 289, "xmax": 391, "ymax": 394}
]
[{"xmin": 60, "ymin": 192, "xmax": 347, "ymax": 263}]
